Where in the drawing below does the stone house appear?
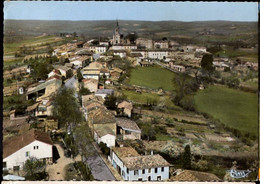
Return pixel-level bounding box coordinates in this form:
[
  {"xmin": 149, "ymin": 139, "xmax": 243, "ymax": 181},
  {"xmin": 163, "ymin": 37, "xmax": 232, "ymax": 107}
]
[
  {"xmin": 94, "ymin": 126, "xmax": 116, "ymax": 148},
  {"xmin": 82, "ymin": 78, "xmax": 98, "ymax": 92},
  {"xmin": 110, "ymin": 147, "xmax": 170, "ymax": 181},
  {"xmin": 117, "ymin": 101, "xmax": 133, "ymax": 117},
  {"xmin": 116, "ymin": 118, "xmax": 141, "ymax": 140}
]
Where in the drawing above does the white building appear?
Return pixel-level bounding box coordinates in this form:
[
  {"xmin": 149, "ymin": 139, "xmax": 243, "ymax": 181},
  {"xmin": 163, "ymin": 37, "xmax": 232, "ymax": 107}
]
[
  {"xmin": 110, "ymin": 147, "xmax": 170, "ymax": 181},
  {"xmin": 95, "ymin": 45, "xmax": 107, "ymax": 54},
  {"xmin": 94, "ymin": 127, "xmax": 116, "ymax": 147},
  {"xmin": 111, "ymin": 44, "xmax": 137, "ymax": 51},
  {"xmin": 114, "ymin": 50, "xmax": 127, "ymax": 58},
  {"xmin": 3, "ymin": 129, "xmax": 53, "ymax": 171}
]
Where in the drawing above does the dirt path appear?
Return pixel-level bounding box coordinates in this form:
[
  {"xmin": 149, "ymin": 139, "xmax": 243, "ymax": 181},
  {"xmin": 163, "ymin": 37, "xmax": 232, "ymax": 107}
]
[{"xmin": 46, "ymin": 144, "xmax": 81, "ymax": 181}]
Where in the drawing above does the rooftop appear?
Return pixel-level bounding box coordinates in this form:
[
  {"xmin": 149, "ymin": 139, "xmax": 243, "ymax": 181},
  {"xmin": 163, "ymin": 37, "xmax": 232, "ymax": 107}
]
[
  {"xmin": 95, "ymin": 126, "xmax": 115, "ymax": 137},
  {"xmin": 3, "ymin": 129, "xmax": 53, "ymax": 158},
  {"xmin": 122, "ymin": 154, "xmax": 170, "ymax": 170},
  {"xmin": 88, "ymin": 107, "xmax": 115, "ymax": 124},
  {"xmin": 112, "ymin": 147, "xmax": 140, "ymax": 158},
  {"xmin": 116, "ymin": 118, "xmax": 140, "ymax": 133},
  {"xmin": 95, "ymin": 89, "xmax": 114, "ymax": 95},
  {"xmin": 118, "ymin": 101, "xmax": 133, "ymax": 110}
]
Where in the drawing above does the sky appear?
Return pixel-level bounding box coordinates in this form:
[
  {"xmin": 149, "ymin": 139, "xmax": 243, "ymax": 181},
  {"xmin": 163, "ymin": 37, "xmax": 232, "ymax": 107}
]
[{"xmin": 4, "ymin": 1, "xmax": 258, "ymax": 22}]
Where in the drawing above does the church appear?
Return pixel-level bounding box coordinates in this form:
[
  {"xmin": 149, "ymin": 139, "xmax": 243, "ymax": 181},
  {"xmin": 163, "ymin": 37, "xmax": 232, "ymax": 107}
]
[
  {"xmin": 112, "ymin": 20, "xmax": 124, "ymax": 45},
  {"xmin": 111, "ymin": 20, "xmax": 137, "ymax": 45}
]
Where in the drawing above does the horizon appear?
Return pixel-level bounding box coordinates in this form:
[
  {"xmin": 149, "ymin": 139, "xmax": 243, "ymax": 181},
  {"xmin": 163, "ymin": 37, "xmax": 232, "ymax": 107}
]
[
  {"xmin": 4, "ymin": 19, "xmax": 258, "ymax": 23},
  {"xmin": 4, "ymin": 2, "xmax": 258, "ymax": 22}
]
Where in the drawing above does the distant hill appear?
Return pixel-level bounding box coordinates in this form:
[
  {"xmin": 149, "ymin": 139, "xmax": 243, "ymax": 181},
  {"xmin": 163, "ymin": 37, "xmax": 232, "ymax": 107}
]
[{"xmin": 4, "ymin": 19, "xmax": 257, "ymax": 46}]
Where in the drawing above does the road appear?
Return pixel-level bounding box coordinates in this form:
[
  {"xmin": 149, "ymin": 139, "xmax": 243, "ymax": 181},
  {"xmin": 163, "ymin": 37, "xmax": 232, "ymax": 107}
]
[{"xmin": 83, "ymin": 148, "xmax": 116, "ymax": 181}]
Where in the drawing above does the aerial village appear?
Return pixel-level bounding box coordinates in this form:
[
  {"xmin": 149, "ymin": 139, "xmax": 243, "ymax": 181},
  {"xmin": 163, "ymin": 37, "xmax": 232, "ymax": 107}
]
[{"xmin": 3, "ymin": 20, "xmax": 258, "ymax": 181}]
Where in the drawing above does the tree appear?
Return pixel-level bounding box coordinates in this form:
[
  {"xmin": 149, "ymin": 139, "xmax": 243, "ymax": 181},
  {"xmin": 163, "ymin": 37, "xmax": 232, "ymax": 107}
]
[
  {"xmin": 47, "ymin": 45, "xmax": 54, "ymax": 56},
  {"xmin": 79, "ymin": 87, "xmax": 91, "ymax": 96},
  {"xmin": 77, "ymin": 69, "xmax": 83, "ymax": 82},
  {"xmin": 172, "ymin": 73, "xmax": 198, "ymax": 104},
  {"xmin": 201, "ymin": 53, "xmax": 215, "ymax": 73},
  {"xmin": 140, "ymin": 122, "xmax": 156, "ymax": 141},
  {"xmin": 23, "ymin": 157, "xmax": 47, "ymax": 180},
  {"xmin": 104, "ymin": 95, "xmax": 117, "ymax": 110},
  {"xmin": 126, "ymin": 32, "xmax": 138, "ymax": 44},
  {"xmin": 52, "ymin": 87, "xmax": 83, "ymax": 131},
  {"xmin": 182, "ymin": 145, "xmax": 191, "ymax": 169}
]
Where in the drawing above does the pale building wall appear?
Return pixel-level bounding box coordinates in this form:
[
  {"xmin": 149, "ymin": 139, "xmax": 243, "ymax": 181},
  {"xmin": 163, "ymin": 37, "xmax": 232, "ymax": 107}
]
[{"xmin": 3, "ymin": 140, "xmax": 52, "ymax": 170}]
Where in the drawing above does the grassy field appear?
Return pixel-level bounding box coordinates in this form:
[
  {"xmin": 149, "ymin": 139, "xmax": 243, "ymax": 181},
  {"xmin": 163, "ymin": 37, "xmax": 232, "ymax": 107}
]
[
  {"xmin": 194, "ymin": 85, "xmax": 257, "ymax": 136},
  {"xmin": 4, "ymin": 35, "xmax": 61, "ymax": 55},
  {"xmin": 128, "ymin": 66, "xmax": 176, "ymax": 91},
  {"xmin": 121, "ymin": 90, "xmax": 180, "ymax": 109}
]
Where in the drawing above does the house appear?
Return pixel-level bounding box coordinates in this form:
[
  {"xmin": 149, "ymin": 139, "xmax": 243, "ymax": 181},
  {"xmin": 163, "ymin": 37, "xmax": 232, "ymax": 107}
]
[
  {"xmin": 48, "ymin": 69, "xmax": 62, "ymax": 78},
  {"xmin": 70, "ymin": 57, "xmax": 88, "ymax": 68},
  {"xmin": 81, "ymin": 61, "xmax": 103, "ymax": 79},
  {"xmin": 9, "ymin": 109, "xmax": 28, "ymax": 121},
  {"xmin": 139, "ymin": 61, "xmax": 151, "ymax": 67},
  {"xmin": 111, "ymin": 44, "xmax": 137, "ymax": 51},
  {"xmin": 26, "ymin": 103, "xmax": 40, "ymax": 117},
  {"xmin": 110, "ymin": 147, "xmax": 170, "ymax": 181},
  {"xmin": 170, "ymin": 170, "xmax": 220, "ymax": 181},
  {"xmin": 82, "ymin": 78, "xmax": 99, "ymax": 92},
  {"xmin": 117, "ymin": 101, "xmax": 133, "ymax": 117},
  {"xmin": 53, "ymin": 65, "xmax": 71, "ymax": 78},
  {"xmin": 26, "ymin": 79, "xmax": 62, "ymax": 100},
  {"xmin": 100, "ymin": 68, "xmax": 110, "ymax": 78},
  {"xmin": 95, "ymin": 45, "xmax": 108, "ymax": 54},
  {"xmin": 3, "ymin": 129, "xmax": 53, "ymax": 171},
  {"xmin": 169, "ymin": 63, "xmax": 186, "ymax": 73},
  {"xmin": 94, "ymin": 126, "xmax": 116, "ymax": 147},
  {"xmin": 116, "ymin": 118, "xmax": 141, "ymax": 140},
  {"xmin": 136, "ymin": 38, "xmax": 153, "ymax": 49},
  {"xmin": 131, "ymin": 53, "xmax": 143, "ymax": 62},
  {"xmin": 95, "ymin": 89, "xmax": 114, "ymax": 99},
  {"xmin": 154, "ymin": 40, "xmax": 169, "ymax": 49},
  {"xmin": 110, "ymin": 68, "xmax": 123, "ymax": 79},
  {"xmin": 87, "ymin": 106, "xmax": 117, "ymax": 137},
  {"xmin": 114, "ymin": 50, "xmax": 127, "ymax": 58},
  {"xmin": 35, "ymin": 99, "xmax": 53, "ymax": 118},
  {"xmin": 82, "ymin": 70, "xmax": 100, "ymax": 80}
]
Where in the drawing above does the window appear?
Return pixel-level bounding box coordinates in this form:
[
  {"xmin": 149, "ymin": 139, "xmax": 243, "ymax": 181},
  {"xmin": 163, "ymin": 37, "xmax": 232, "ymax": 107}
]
[
  {"xmin": 34, "ymin": 146, "xmax": 39, "ymax": 150},
  {"xmin": 161, "ymin": 167, "xmax": 164, "ymax": 172},
  {"xmin": 13, "ymin": 166, "xmax": 20, "ymax": 171},
  {"xmin": 155, "ymin": 168, "xmax": 158, "ymax": 173},
  {"xmin": 142, "ymin": 169, "xmax": 145, "ymax": 174},
  {"xmin": 134, "ymin": 170, "xmax": 138, "ymax": 175},
  {"xmin": 3, "ymin": 162, "xmax": 6, "ymax": 168},
  {"xmin": 26, "ymin": 151, "xmax": 30, "ymax": 157},
  {"xmin": 127, "ymin": 168, "xmax": 129, "ymax": 174},
  {"xmin": 157, "ymin": 176, "xmax": 161, "ymax": 181},
  {"xmin": 148, "ymin": 168, "xmax": 151, "ymax": 173},
  {"xmin": 138, "ymin": 178, "xmax": 142, "ymax": 181}
]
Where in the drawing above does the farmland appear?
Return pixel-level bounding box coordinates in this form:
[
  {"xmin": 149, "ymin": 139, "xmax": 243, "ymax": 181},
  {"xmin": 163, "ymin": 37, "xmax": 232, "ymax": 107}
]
[
  {"xmin": 194, "ymin": 85, "xmax": 257, "ymax": 136},
  {"xmin": 127, "ymin": 66, "xmax": 176, "ymax": 91}
]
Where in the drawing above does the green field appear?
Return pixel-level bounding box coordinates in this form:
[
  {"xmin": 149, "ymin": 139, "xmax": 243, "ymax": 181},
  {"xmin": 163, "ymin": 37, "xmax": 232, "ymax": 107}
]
[
  {"xmin": 122, "ymin": 90, "xmax": 180, "ymax": 109},
  {"xmin": 194, "ymin": 85, "xmax": 257, "ymax": 136},
  {"xmin": 4, "ymin": 36, "xmax": 61, "ymax": 55},
  {"xmin": 128, "ymin": 66, "xmax": 176, "ymax": 91}
]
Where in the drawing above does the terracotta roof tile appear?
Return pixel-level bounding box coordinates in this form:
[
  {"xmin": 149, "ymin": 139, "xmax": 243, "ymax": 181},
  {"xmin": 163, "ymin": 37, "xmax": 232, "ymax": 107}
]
[{"xmin": 3, "ymin": 129, "xmax": 53, "ymax": 158}]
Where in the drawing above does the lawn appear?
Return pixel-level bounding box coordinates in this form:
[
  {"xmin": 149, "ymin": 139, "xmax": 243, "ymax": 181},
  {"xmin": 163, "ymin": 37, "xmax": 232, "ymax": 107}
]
[
  {"xmin": 194, "ymin": 85, "xmax": 257, "ymax": 136},
  {"xmin": 122, "ymin": 90, "xmax": 178, "ymax": 109},
  {"xmin": 128, "ymin": 66, "xmax": 176, "ymax": 91}
]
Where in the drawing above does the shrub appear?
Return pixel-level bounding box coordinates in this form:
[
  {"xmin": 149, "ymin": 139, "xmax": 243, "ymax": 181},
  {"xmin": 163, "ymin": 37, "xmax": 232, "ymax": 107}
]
[{"xmin": 99, "ymin": 142, "xmax": 110, "ymax": 156}]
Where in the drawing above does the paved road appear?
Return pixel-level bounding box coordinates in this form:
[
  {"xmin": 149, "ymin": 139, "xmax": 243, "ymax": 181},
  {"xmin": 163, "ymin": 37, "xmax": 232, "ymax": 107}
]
[{"xmin": 83, "ymin": 151, "xmax": 116, "ymax": 181}]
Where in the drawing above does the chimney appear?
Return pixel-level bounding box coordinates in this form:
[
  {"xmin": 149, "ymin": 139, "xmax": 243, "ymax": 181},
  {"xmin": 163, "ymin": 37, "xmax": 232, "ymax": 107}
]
[{"xmin": 151, "ymin": 150, "xmax": 153, "ymax": 155}]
